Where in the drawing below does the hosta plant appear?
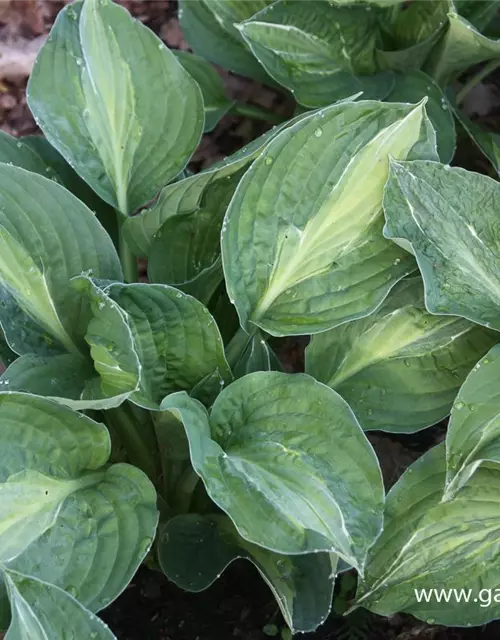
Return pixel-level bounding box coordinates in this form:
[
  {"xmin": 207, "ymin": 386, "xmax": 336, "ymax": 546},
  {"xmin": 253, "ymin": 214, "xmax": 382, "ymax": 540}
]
[{"xmin": 2, "ymin": 0, "xmax": 500, "ymax": 637}]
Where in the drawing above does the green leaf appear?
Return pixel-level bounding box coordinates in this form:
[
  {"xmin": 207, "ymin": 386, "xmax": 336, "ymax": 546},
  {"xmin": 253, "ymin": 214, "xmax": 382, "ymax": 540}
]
[
  {"xmin": 238, "ymin": 0, "xmax": 395, "ymax": 107},
  {"xmin": 445, "ymin": 344, "xmax": 500, "ymax": 498},
  {"xmin": 455, "ymin": 108, "xmax": 500, "ymax": 175},
  {"xmin": 455, "ymin": 0, "xmax": 500, "ymax": 31},
  {"xmin": 426, "ymin": 11, "xmax": 500, "ymax": 84},
  {"xmin": 388, "ymin": 0, "xmax": 450, "ymax": 49},
  {"xmin": 123, "ymin": 112, "xmax": 311, "ymax": 257},
  {"xmin": 0, "ymin": 133, "xmax": 47, "ymax": 173},
  {"xmin": 146, "ymin": 173, "xmax": 239, "ymax": 305},
  {"xmin": 0, "ymin": 392, "xmax": 158, "ymax": 613},
  {"xmin": 174, "ymin": 51, "xmax": 234, "ymax": 133},
  {"xmin": 232, "ymin": 332, "xmax": 282, "ymax": 380},
  {"xmin": 27, "ymin": 0, "xmax": 203, "ymax": 214},
  {"xmin": 376, "ymin": 0, "xmax": 449, "ymax": 72},
  {"xmin": 158, "ymin": 514, "xmax": 336, "ymax": 633},
  {"xmin": 22, "ymin": 135, "xmax": 119, "ymax": 245},
  {"xmin": 329, "ymin": 0, "xmax": 401, "ymax": 5},
  {"xmin": 223, "ymin": 100, "xmax": 436, "ymax": 336},
  {"xmin": 0, "ymin": 329, "xmax": 16, "ymax": 370},
  {"xmin": 161, "ymin": 372, "xmax": 384, "ymax": 571},
  {"xmin": 0, "ymin": 164, "xmax": 121, "ymax": 358},
  {"xmin": 385, "ymin": 71, "xmax": 456, "ymax": 162},
  {"xmin": 383, "ymin": 159, "xmax": 500, "ymax": 331},
  {"xmin": 2, "ymin": 277, "xmax": 141, "ymax": 410},
  {"xmin": 179, "ymin": 0, "xmax": 274, "ymax": 83},
  {"xmin": 101, "ymin": 282, "xmax": 232, "ymax": 409},
  {"xmin": 4, "ymin": 570, "xmax": 116, "ymax": 640},
  {"xmin": 306, "ymin": 277, "xmax": 496, "ymax": 433},
  {"xmin": 356, "ymin": 443, "xmax": 500, "ymax": 626}
]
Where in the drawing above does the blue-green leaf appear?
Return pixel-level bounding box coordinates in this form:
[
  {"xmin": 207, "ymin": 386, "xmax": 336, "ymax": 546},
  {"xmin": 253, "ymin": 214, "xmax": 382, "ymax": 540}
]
[
  {"xmin": 0, "ymin": 393, "xmax": 158, "ymax": 617},
  {"xmin": 223, "ymin": 100, "xmax": 436, "ymax": 336},
  {"xmin": 4, "ymin": 570, "xmax": 116, "ymax": 640},
  {"xmin": 306, "ymin": 277, "xmax": 496, "ymax": 433},
  {"xmin": 161, "ymin": 372, "xmax": 384, "ymax": 571},
  {"xmin": 158, "ymin": 514, "xmax": 336, "ymax": 633},
  {"xmin": 383, "ymin": 159, "xmax": 500, "ymax": 331},
  {"xmin": 28, "ymin": 0, "xmax": 203, "ymax": 214}
]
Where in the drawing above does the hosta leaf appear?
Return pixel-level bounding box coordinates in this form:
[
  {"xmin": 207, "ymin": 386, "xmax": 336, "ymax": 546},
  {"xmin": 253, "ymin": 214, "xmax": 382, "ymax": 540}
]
[
  {"xmin": 4, "ymin": 571, "xmax": 116, "ymax": 640},
  {"xmin": 100, "ymin": 282, "xmax": 232, "ymax": 409},
  {"xmin": 146, "ymin": 174, "xmax": 238, "ymax": 304},
  {"xmin": 0, "ymin": 393, "xmax": 158, "ymax": 614},
  {"xmin": 385, "ymin": 71, "xmax": 456, "ymax": 162},
  {"xmin": 238, "ymin": 0, "xmax": 395, "ymax": 107},
  {"xmin": 445, "ymin": 344, "xmax": 500, "ymax": 498},
  {"xmin": 455, "ymin": 108, "xmax": 500, "ymax": 176},
  {"xmin": 383, "ymin": 160, "xmax": 500, "ymax": 331},
  {"xmin": 1, "ymin": 277, "xmax": 140, "ymax": 410},
  {"xmin": 306, "ymin": 277, "xmax": 496, "ymax": 433},
  {"xmin": 28, "ymin": 0, "xmax": 203, "ymax": 214},
  {"xmin": 329, "ymin": 0, "xmax": 401, "ymax": 5},
  {"xmin": 161, "ymin": 372, "xmax": 384, "ymax": 571},
  {"xmin": 123, "ymin": 113, "xmax": 311, "ymax": 257},
  {"xmin": 0, "ymin": 131, "xmax": 118, "ymax": 248},
  {"xmin": 223, "ymin": 100, "xmax": 436, "ymax": 336},
  {"xmin": 179, "ymin": 0, "xmax": 273, "ymax": 83},
  {"xmin": 158, "ymin": 514, "xmax": 336, "ymax": 633},
  {"xmin": 0, "ymin": 164, "xmax": 121, "ymax": 357},
  {"xmin": 0, "ymin": 330, "xmax": 15, "ymax": 370},
  {"xmin": 231, "ymin": 331, "xmax": 282, "ymax": 380},
  {"xmin": 426, "ymin": 11, "xmax": 500, "ymax": 84},
  {"xmin": 376, "ymin": 32, "xmax": 446, "ymax": 73},
  {"xmin": 455, "ymin": 0, "xmax": 500, "ymax": 31},
  {"xmin": 0, "ymin": 133, "xmax": 46, "ymax": 173},
  {"xmin": 388, "ymin": 0, "xmax": 450, "ymax": 49},
  {"xmin": 148, "ymin": 212, "xmax": 223, "ymax": 304},
  {"xmin": 356, "ymin": 443, "xmax": 500, "ymax": 626},
  {"xmin": 376, "ymin": 0, "xmax": 449, "ymax": 72},
  {"xmin": 22, "ymin": 136, "xmax": 119, "ymax": 245},
  {"xmin": 174, "ymin": 51, "xmax": 234, "ymax": 133}
]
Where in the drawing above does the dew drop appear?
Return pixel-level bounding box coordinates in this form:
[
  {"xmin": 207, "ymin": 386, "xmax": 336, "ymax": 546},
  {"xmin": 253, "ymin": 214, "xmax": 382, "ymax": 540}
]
[
  {"xmin": 314, "ymin": 127, "xmax": 323, "ymax": 137},
  {"xmin": 265, "ymin": 157, "xmax": 273, "ymax": 166},
  {"xmin": 139, "ymin": 538, "xmax": 152, "ymax": 555},
  {"xmin": 455, "ymin": 401, "xmax": 464, "ymax": 411}
]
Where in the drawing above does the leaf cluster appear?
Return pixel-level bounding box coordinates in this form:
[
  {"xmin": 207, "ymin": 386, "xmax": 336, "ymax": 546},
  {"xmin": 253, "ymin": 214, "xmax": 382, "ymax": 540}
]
[{"xmin": 2, "ymin": 0, "xmax": 500, "ymax": 637}]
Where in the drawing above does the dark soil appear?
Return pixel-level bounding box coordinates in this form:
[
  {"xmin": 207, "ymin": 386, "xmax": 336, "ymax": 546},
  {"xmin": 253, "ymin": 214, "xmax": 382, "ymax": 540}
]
[
  {"xmin": 2, "ymin": 2, "xmax": 500, "ymax": 639},
  {"xmin": 101, "ymin": 563, "xmax": 500, "ymax": 640}
]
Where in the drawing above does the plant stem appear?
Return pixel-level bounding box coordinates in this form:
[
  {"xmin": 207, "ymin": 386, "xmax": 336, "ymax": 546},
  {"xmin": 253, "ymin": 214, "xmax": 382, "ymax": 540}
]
[
  {"xmin": 172, "ymin": 467, "xmax": 200, "ymax": 513},
  {"xmin": 456, "ymin": 59, "xmax": 500, "ymax": 105},
  {"xmin": 230, "ymin": 102, "xmax": 285, "ymax": 125},
  {"xmin": 225, "ymin": 325, "xmax": 254, "ymax": 370},
  {"xmin": 106, "ymin": 403, "xmax": 157, "ymax": 484},
  {"xmin": 117, "ymin": 214, "xmax": 138, "ymax": 283}
]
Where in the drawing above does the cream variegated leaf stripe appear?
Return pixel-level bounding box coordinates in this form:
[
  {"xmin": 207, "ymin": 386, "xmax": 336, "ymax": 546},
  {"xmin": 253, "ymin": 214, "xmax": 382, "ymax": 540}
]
[{"xmin": 251, "ymin": 100, "xmax": 427, "ymax": 324}]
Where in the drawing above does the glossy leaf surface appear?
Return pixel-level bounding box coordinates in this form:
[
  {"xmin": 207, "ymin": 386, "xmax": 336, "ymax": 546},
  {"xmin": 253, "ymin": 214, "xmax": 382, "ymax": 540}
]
[
  {"xmin": 161, "ymin": 372, "xmax": 384, "ymax": 571},
  {"xmin": 158, "ymin": 514, "xmax": 336, "ymax": 633},
  {"xmin": 306, "ymin": 277, "xmax": 496, "ymax": 433},
  {"xmin": 384, "ymin": 160, "xmax": 500, "ymax": 331},
  {"xmin": 223, "ymin": 100, "xmax": 436, "ymax": 336},
  {"xmin": 28, "ymin": 0, "xmax": 203, "ymax": 213}
]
